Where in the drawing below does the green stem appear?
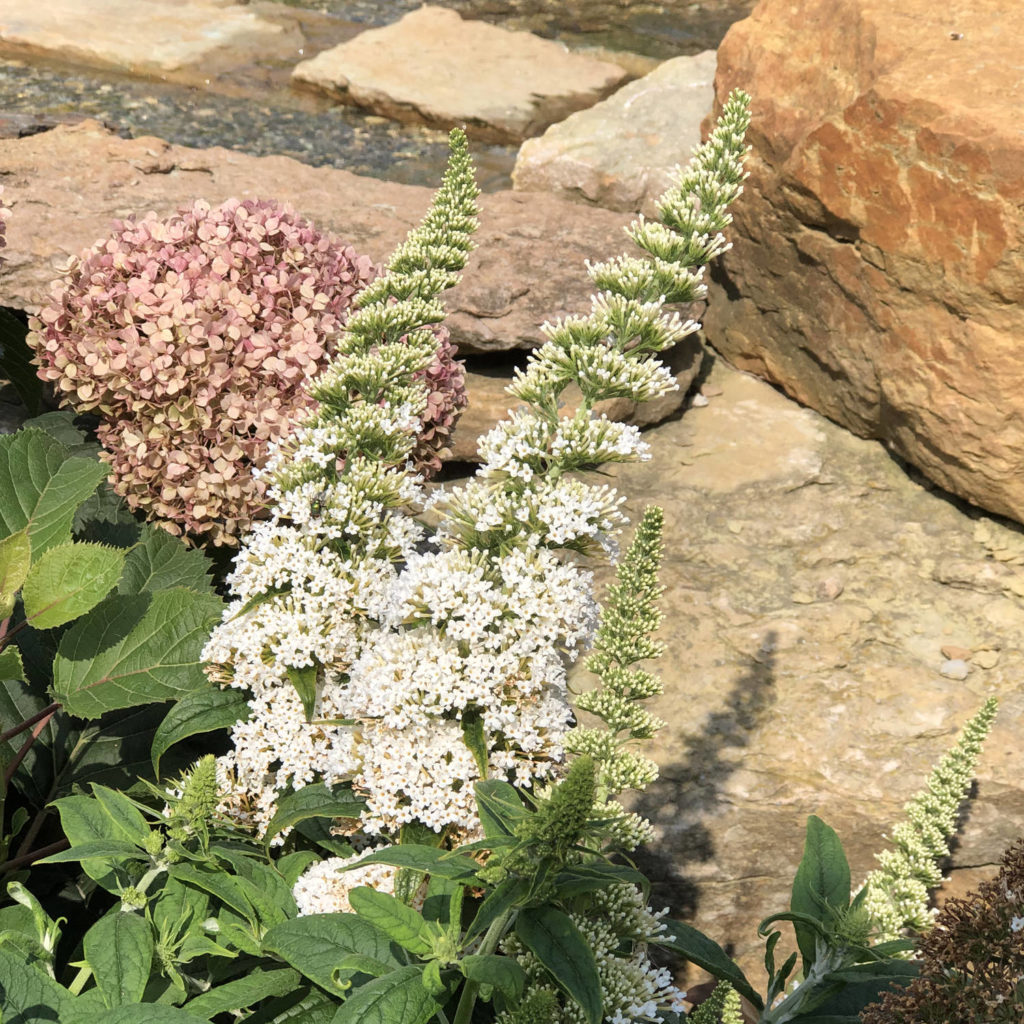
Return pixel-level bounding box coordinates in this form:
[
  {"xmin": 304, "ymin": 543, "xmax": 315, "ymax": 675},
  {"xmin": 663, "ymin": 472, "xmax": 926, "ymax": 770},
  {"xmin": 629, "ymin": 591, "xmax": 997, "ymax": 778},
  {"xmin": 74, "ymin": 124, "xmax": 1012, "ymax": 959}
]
[
  {"xmin": 452, "ymin": 909, "xmax": 514, "ymax": 1024},
  {"xmin": 67, "ymin": 964, "xmax": 93, "ymax": 996}
]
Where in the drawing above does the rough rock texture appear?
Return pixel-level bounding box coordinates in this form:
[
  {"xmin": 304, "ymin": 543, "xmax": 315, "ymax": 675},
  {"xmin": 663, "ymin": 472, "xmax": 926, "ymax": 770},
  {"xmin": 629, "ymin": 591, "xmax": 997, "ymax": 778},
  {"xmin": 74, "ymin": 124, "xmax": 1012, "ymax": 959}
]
[
  {"xmin": 0, "ymin": 0, "xmax": 303, "ymax": 81},
  {"xmin": 703, "ymin": 0, "xmax": 1024, "ymax": 525},
  {"xmin": 0, "ymin": 120, "xmax": 645, "ymax": 358},
  {"xmin": 513, "ymin": 50, "xmax": 717, "ymax": 215},
  {"xmin": 575, "ymin": 357, "xmax": 1024, "ymax": 988},
  {"xmin": 291, "ymin": 6, "xmax": 628, "ymax": 144}
]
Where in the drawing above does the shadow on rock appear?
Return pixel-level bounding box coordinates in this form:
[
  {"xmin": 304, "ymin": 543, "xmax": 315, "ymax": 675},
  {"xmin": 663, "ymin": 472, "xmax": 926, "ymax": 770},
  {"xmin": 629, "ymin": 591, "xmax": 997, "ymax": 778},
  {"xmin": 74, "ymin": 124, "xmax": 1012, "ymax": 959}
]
[{"xmin": 631, "ymin": 634, "xmax": 778, "ymax": 928}]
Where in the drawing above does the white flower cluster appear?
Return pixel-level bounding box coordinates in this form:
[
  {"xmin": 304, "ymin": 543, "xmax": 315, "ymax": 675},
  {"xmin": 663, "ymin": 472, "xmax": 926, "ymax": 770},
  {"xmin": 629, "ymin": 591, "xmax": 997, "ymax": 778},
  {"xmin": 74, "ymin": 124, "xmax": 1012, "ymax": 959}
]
[
  {"xmin": 293, "ymin": 847, "xmax": 399, "ymax": 916},
  {"xmin": 499, "ymin": 884, "xmax": 687, "ymax": 1024}
]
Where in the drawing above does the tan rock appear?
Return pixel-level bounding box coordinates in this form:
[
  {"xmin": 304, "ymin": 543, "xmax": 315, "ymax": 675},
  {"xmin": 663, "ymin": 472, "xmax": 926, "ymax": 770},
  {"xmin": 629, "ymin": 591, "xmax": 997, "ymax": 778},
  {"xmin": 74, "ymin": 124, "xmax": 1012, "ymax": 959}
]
[
  {"xmin": 703, "ymin": 0, "xmax": 1024, "ymax": 524},
  {"xmin": 0, "ymin": 120, "xmax": 643, "ymax": 358},
  {"xmin": 0, "ymin": 0, "xmax": 303, "ymax": 80},
  {"xmin": 513, "ymin": 50, "xmax": 717, "ymax": 214},
  {"xmin": 291, "ymin": 6, "xmax": 628, "ymax": 145},
  {"xmin": 574, "ymin": 358, "xmax": 1024, "ymax": 987}
]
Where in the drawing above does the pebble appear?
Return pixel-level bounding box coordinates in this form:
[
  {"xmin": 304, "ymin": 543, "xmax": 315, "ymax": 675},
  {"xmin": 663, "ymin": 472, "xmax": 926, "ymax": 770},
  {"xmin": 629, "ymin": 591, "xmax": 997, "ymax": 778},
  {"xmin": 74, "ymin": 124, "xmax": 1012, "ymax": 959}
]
[
  {"xmin": 974, "ymin": 649, "xmax": 1000, "ymax": 669},
  {"xmin": 815, "ymin": 576, "xmax": 844, "ymax": 602},
  {"xmin": 939, "ymin": 658, "xmax": 970, "ymax": 680},
  {"xmin": 690, "ymin": 393, "xmax": 710, "ymax": 407},
  {"xmin": 940, "ymin": 644, "xmax": 972, "ymax": 661}
]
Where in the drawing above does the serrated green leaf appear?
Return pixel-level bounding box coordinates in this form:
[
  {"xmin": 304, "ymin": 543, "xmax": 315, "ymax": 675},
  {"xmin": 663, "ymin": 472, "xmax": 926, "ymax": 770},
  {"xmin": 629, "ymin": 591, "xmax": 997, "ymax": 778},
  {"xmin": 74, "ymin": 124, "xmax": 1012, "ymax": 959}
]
[
  {"xmin": 515, "ymin": 906, "xmax": 603, "ymax": 1024},
  {"xmin": 791, "ymin": 815, "xmax": 851, "ymax": 973},
  {"xmin": 50, "ymin": 794, "xmax": 150, "ymax": 890},
  {"xmin": 461, "ymin": 709, "xmax": 489, "ymax": 779},
  {"xmin": 657, "ymin": 919, "xmax": 763, "ymax": 1010},
  {"xmin": 22, "ymin": 541, "xmax": 125, "ymax": 629},
  {"xmin": 119, "ymin": 526, "xmax": 214, "ymax": 597},
  {"xmin": 84, "ymin": 911, "xmax": 154, "ymax": 1007},
  {"xmin": 465, "ymin": 877, "xmax": 528, "ymax": 944},
  {"xmin": 460, "ymin": 954, "xmax": 527, "ymax": 999},
  {"xmin": 328, "ymin": 965, "xmax": 441, "ymax": 1024},
  {"xmin": 263, "ymin": 913, "xmax": 402, "ymax": 995},
  {"xmin": 53, "ymin": 588, "xmax": 223, "ymax": 718},
  {"xmin": 0, "ymin": 645, "xmax": 25, "ymax": 683},
  {"xmin": 151, "ymin": 687, "xmax": 249, "ymax": 777},
  {"xmin": 0, "ymin": 944, "xmax": 74, "ymax": 1022},
  {"xmin": 347, "ymin": 887, "xmax": 435, "ymax": 956},
  {"xmin": 183, "ymin": 966, "xmax": 300, "ymax": 1018},
  {"xmin": 18, "ymin": 411, "xmax": 93, "ymax": 455},
  {"xmin": 168, "ymin": 865, "xmax": 256, "ymax": 926},
  {"xmin": 0, "ymin": 429, "xmax": 108, "ymax": 555},
  {"xmin": 264, "ymin": 783, "xmax": 366, "ymax": 844},
  {"xmin": 0, "ymin": 528, "xmax": 31, "ymax": 618}
]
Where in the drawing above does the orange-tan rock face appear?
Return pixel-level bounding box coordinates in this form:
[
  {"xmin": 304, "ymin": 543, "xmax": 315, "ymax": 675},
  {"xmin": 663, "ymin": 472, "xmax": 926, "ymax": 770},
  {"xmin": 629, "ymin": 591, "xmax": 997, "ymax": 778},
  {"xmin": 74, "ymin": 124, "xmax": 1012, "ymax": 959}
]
[{"xmin": 703, "ymin": 0, "xmax": 1024, "ymax": 523}]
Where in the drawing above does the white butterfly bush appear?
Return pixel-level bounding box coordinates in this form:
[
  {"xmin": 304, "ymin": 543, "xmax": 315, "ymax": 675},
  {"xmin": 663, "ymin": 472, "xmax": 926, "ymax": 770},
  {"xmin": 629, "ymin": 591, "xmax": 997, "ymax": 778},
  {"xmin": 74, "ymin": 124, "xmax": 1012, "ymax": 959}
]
[{"xmin": 203, "ymin": 98, "xmax": 752, "ymax": 856}]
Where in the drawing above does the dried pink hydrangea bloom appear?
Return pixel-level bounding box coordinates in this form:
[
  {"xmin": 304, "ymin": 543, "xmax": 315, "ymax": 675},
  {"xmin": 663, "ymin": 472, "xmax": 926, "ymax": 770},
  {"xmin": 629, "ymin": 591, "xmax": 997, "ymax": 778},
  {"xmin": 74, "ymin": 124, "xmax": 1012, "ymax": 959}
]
[{"xmin": 29, "ymin": 197, "xmax": 378, "ymax": 545}]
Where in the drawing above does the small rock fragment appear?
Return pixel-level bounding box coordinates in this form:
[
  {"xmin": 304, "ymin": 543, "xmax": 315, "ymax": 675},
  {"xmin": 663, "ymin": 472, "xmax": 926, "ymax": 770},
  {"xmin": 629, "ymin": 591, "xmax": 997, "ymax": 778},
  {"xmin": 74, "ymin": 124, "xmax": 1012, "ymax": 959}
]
[
  {"xmin": 974, "ymin": 649, "xmax": 1000, "ymax": 669},
  {"xmin": 690, "ymin": 393, "xmax": 710, "ymax": 407},
  {"xmin": 940, "ymin": 644, "xmax": 973, "ymax": 661},
  {"xmin": 815, "ymin": 577, "xmax": 845, "ymax": 602},
  {"xmin": 939, "ymin": 658, "xmax": 970, "ymax": 680}
]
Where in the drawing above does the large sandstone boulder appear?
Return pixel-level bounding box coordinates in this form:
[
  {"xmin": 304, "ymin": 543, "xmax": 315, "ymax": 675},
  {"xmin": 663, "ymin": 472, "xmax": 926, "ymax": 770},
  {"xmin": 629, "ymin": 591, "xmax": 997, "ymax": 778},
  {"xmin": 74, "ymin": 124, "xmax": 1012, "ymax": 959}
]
[
  {"xmin": 702, "ymin": 0, "xmax": 1024, "ymax": 524},
  {"xmin": 513, "ymin": 50, "xmax": 717, "ymax": 215},
  {"xmin": 0, "ymin": 0, "xmax": 303, "ymax": 81},
  {"xmin": 292, "ymin": 6, "xmax": 628, "ymax": 145}
]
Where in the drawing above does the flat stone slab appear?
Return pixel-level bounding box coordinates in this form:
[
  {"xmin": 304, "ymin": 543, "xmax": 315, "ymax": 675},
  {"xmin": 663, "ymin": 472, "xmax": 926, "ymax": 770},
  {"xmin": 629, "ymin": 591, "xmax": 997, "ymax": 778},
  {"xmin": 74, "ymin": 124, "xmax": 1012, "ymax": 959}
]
[
  {"xmin": 0, "ymin": 0, "xmax": 302, "ymax": 79},
  {"xmin": 580, "ymin": 357, "xmax": 1024, "ymax": 989},
  {"xmin": 514, "ymin": 50, "xmax": 717, "ymax": 214},
  {"xmin": 0, "ymin": 120, "xmax": 637, "ymax": 360},
  {"xmin": 292, "ymin": 5, "xmax": 629, "ymax": 144}
]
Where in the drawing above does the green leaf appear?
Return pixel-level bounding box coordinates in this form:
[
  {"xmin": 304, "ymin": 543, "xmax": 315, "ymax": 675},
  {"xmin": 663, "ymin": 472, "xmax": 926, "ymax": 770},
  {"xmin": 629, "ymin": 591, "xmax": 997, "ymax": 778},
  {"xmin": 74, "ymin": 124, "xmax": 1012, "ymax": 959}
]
[
  {"xmin": 554, "ymin": 862, "xmax": 648, "ymax": 897},
  {"xmin": 0, "ymin": 307, "xmax": 43, "ymax": 416},
  {"xmin": 38, "ymin": 840, "xmax": 148, "ymax": 864},
  {"xmin": 336, "ymin": 953, "xmax": 394, "ymax": 978},
  {"xmin": 329, "ymin": 965, "xmax": 441, "ymax": 1024},
  {"xmin": 67, "ymin": 1006, "xmax": 212, "ymax": 1024},
  {"xmin": 791, "ymin": 816, "xmax": 852, "ymax": 972},
  {"xmin": 473, "ymin": 779, "xmax": 528, "ymax": 839},
  {"xmin": 0, "ymin": 528, "xmax": 31, "ymax": 618},
  {"xmin": 50, "ymin": 793, "xmax": 149, "ymax": 890},
  {"xmin": 84, "ymin": 910, "xmax": 154, "ymax": 1007},
  {"xmin": 0, "ymin": 644, "xmax": 25, "ymax": 683},
  {"xmin": 263, "ymin": 913, "xmax": 402, "ymax": 995},
  {"xmin": 53, "ymin": 588, "xmax": 223, "ymax": 718},
  {"xmin": 151, "ymin": 687, "xmax": 249, "ymax": 777},
  {"xmin": 0, "ymin": 945, "xmax": 74, "ymax": 1022},
  {"xmin": 347, "ymin": 887, "xmax": 435, "ymax": 956},
  {"xmin": 264, "ymin": 783, "xmax": 366, "ymax": 844},
  {"xmin": 22, "ymin": 542, "xmax": 125, "ymax": 629},
  {"xmin": 657, "ymin": 919, "xmax": 763, "ymax": 1010},
  {"xmin": 461, "ymin": 709, "xmax": 489, "ymax": 779},
  {"xmin": 19, "ymin": 411, "xmax": 94, "ymax": 456},
  {"xmin": 183, "ymin": 966, "xmax": 301, "ymax": 1018},
  {"xmin": 465, "ymin": 877, "xmax": 528, "ymax": 944},
  {"xmin": 460, "ymin": 954, "xmax": 527, "ymax": 999},
  {"xmin": 119, "ymin": 526, "xmax": 214, "ymax": 597},
  {"xmin": 285, "ymin": 663, "xmax": 318, "ymax": 722},
  {"xmin": 91, "ymin": 785, "xmax": 153, "ymax": 847},
  {"xmin": 515, "ymin": 906, "xmax": 603, "ymax": 1024},
  {"xmin": 167, "ymin": 865, "xmax": 257, "ymax": 926},
  {"xmin": 347, "ymin": 845, "xmax": 479, "ymax": 883},
  {"xmin": 0, "ymin": 429, "xmax": 108, "ymax": 555}
]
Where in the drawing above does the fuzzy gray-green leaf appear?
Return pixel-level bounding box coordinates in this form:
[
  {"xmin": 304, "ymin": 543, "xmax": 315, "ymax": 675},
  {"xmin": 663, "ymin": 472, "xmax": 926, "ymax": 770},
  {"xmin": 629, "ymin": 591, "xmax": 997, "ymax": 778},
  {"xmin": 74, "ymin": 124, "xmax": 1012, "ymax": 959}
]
[{"xmin": 84, "ymin": 911, "xmax": 154, "ymax": 1007}]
